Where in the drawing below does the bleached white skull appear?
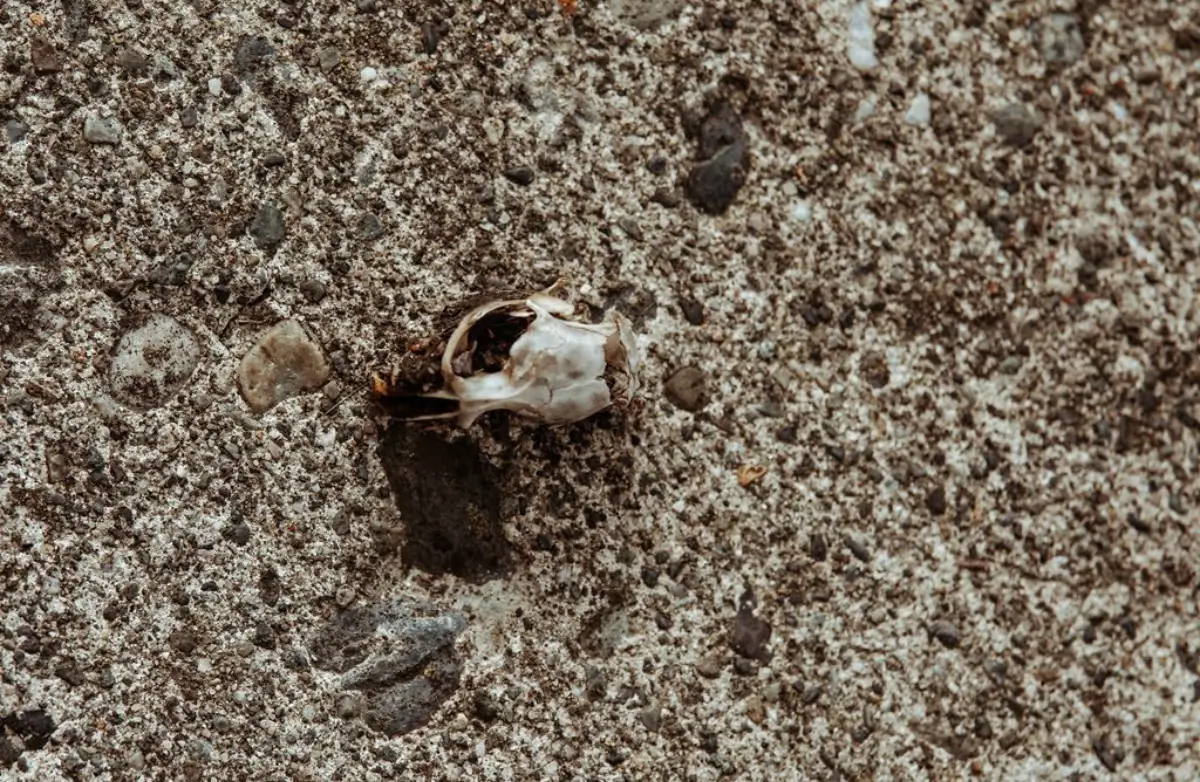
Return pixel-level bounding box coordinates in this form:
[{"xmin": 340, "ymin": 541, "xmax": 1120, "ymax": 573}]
[{"xmin": 376, "ymin": 285, "xmax": 640, "ymax": 428}]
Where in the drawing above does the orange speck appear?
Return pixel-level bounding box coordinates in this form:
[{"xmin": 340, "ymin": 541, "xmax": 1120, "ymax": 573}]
[
  {"xmin": 558, "ymin": 0, "xmax": 578, "ymax": 16},
  {"xmin": 29, "ymin": 11, "xmax": 46, "ymax": 25},
  {"xmin": 737, "ymin": 465, "xmax": 766, "ymax": 487}
]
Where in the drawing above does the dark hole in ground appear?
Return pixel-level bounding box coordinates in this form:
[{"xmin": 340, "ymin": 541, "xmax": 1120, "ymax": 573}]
[{"xmin": 377, "ymin": 423, "xmax": 511, "ymax": 582}]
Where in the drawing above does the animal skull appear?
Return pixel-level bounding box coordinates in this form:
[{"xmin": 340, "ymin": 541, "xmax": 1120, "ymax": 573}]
[{"xmin": 372, "ymin": 285, "xmax": 639, "ymax": 428}]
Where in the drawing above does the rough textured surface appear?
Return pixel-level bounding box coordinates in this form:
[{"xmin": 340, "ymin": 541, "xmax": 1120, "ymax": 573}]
[{"xmin": 2, "ymin": 0, "xmax": 1199, "ymax": 780}]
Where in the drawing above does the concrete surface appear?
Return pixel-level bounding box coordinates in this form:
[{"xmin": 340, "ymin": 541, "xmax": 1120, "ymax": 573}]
[{"xmin": 2, "ymin": 0, "xmax": 1199, "ymax": 780}]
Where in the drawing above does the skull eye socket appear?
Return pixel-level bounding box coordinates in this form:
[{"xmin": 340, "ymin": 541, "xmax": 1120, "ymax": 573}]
[{"xmin": 461, "ymin": 309, "xmax": 532, "ymax": 375}]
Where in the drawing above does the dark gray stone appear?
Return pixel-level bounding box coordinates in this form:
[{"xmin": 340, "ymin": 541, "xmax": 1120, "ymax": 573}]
[
  {"xmin": 502, "ymin": 165, "xmax": 535, "ymax": 186},
  {"xmin": 685, "ymin": 102, "xmax": 750, "ymax": 214},
  {"xmin": 5, "ymin": 120, "xmax": 30, "ymax": 143},
  {"xmin": 931, "ymin": 620, "xmax": 961, "ymax": 649},
  {"xmin": 991, "ymin": 103, "xmax": 1042, "ymax": 148},
  {"xmin": 664, "ymin": 366, "xmax": 707, "ymax": 411},
  {"xmin": 249, "ymin": 204, "xmax": 285, "ymax": 248},
  {"xmin": 1038, "ymin": 14, "xmax": 1085, "ymax": 66},
  {"xmin": 729, "ymin": 591, "xmax": 772, "ymax": 661}
]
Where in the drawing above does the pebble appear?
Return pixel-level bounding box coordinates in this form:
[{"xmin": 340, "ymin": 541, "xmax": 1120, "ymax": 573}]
[
  {"xmin": 263, "ymin": 151, "xmax": 286, "ymax": 167},
  {"xmin": 617, "ymin": 217, "xmax": 643, "ymax": 242},
  {"xmin": 695, "ymin": 654, "xmax": 723, "ymax": 679},
  {"xmin": 317, "ymin": 47, "xmax": 341, "ymax": 73},
  {"xmin": 686, "ymin": 103, "xmax": 749, "ymax": 215},
  {"xmin": 356, "ymin": 213, "xmax": 384, "ymax": 241},
  {"xmin": 904, "ymin": 93, "xmax": 931, "ymax": 126},
  {"xmin": 116, "ymin": 47, "xmax": 149, "ymax": 73},
  {"xmin": 168, "ymin": 629, "xmax": 198, "ymax": 655},
  {"xmin": 6, "ymin": 120, "xmax": 30, "ymax": 143},
  {"xmin": 108, "ymin": 314, "xmax": 201, "ymax": 409},
  {"xmin": 298, "ymin": 278, "xmax": 327, "ymax": 303},
  {"xmin": 30, "ymin": 36, "xmax": 61, "ymax": 73},
  {"xmin": 235, "ymin": 36, "xmax": 275, "ymax": 71},
  {"xmin": 925, "ymin": 485, "xmax": 947, "ymax": 515},
  {"xmin": 83, "ymin": 116, "xmax": 122, "ymax": 145},
  {"xmin": 502, "ymin": 165, "xmax": 535, "ymax": 186},
  {"xmin": 679, "ymin": 297, "xmax": 704, "ymax": 325},
  {"xmin": 847, "ymin": 2, "xmax": 878, "ymax": 71},
  {"xmin": 650, "ymin": 187, "xmax": 681, "ymax": 208},
  {"xmin": 236, "ymin": 319, "xmax": 331, "ymax": 413},
  {"xmin": 991, "ymin": 103, "xmax": 1042, "ymax": 148},
  {"xmin": 127, "ymin": 751, "xmax": 145, "ymax": 770},
  {"xmin": 1039, "ymin": 13, "xmax": 1085, "ymax": 65},
  {"xmin": 664, "ymin": 366, "xmax": 707, "ymax": 411},
  {"xmin": 360, "ymin": 66, "xmax": 378, "ymax": 83},
  {"xmin": 844, "ymin": 535, "xmax": 871, "ymax": 562},
  {"xmin": 611, "ymin": 0, "xmax": 686, "ymax": 30},
  {"xmin": 249, "ymin": 203, "xmax": 285, "ymax": 248},
  {"xmin": 639, "ymin": 701, "xmax": 662, "ymax": 732},
  {"xmin": 930, "ymin": 620, "xmax": 961, "ymax": 648},
  {"xmin": 730, "ymin": 593, "xmax": 772, "ymax": 661}
]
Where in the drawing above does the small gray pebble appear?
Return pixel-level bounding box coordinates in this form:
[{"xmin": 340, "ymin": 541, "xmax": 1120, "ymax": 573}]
[
  {"xmin": 617, "ymin": 217, "xmax": 643, "ymax": 242},
  {"xmin": 299, "ymin": 278, "xmax": 327, "ymax": 303},
  {"xmin": 356, "ymin": 213, "xmax": 384, "ymax": 241},
  {"xmin": 6, "ymin": 120, "xmax": 30, "ymax": 143},
  {"xmin": 664, "ymin": 366, "xmax": 707, "ymax": 412},
  {"xmin": 991, "ymin": 103, "xmax": 1042, "ymax": 148},
  {"xmin": 502, "ymin": 165, "xmax": 535, "ymax": 186},
  {"xmin": 638, "ymin": 701, "xmax": 662, "ymax": 732},
  {"xmin": 1039, "ymin": 13, "xmax": 1085, "ymax": 65},
  {"xmin": 317, "ymin": 47, "xmax": 341, "ymax": 73},
  {"xmin": 249, "ymin": 203, "xmax": 285, "ymax": 248},
  {"xmin": 83, "ymin": 116, "xmax": 122, "ymax": 145},
  {"xmin": 337, "ymin": 694, "xmax": 362, "ymax": 719},
  {"xmin": 695, "ymin": 654, "xmax": 723, "ymax": 679},
  {"xmin": 931, "ymin": 620, "xmax": 961, "ymax": 648}
]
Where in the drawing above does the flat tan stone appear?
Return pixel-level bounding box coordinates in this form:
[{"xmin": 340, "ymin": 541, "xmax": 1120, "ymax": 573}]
[{"xmin": 237, "ymin": 319, "xmax": 330, "ymax": 413}]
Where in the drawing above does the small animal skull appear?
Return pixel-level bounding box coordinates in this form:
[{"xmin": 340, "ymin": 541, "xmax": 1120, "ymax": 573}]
[{"xmin": 371, "ymin": 284, "xmax": 639, "ymax": 428}]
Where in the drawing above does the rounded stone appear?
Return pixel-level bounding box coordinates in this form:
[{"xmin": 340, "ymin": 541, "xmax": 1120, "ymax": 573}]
[
  {"xmin": 107, "ymin": 314, "xmax": 201, "ymax": 409},
  {"xmin": 237, "ymin": 319, "xmax": 331, "ymax": 413}
]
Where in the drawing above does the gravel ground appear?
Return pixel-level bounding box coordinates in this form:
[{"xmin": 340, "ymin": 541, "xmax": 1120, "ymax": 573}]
[{"xmin": 2, "ymin": 0, "xmax": 1199, "ymax": 780}]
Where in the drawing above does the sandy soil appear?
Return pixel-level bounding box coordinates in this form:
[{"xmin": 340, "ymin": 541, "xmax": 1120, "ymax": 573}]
[{"xmin": 2, "ymin": 0, "xmax": 1198, "ymax": 780}]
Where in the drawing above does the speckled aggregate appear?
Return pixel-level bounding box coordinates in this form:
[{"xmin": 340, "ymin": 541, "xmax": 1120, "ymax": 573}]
[{"xmin": 2, "ymin": 1, "xmax": 1198, "ymax": 780}]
